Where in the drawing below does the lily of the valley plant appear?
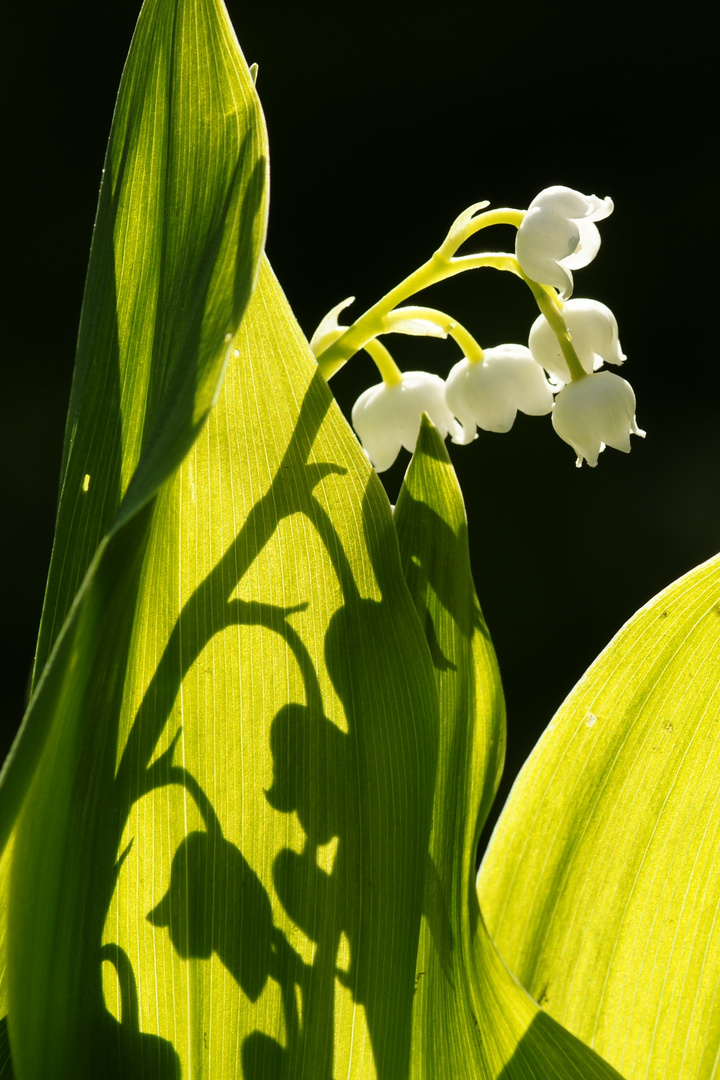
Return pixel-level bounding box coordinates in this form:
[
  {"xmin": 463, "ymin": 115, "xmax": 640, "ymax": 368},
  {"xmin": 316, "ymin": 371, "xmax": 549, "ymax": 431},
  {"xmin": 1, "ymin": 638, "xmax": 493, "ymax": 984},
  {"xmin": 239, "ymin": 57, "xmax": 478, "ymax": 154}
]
[{"xmin": 0, "ymin": 1, "xmax": 717, "ymax": 1079}]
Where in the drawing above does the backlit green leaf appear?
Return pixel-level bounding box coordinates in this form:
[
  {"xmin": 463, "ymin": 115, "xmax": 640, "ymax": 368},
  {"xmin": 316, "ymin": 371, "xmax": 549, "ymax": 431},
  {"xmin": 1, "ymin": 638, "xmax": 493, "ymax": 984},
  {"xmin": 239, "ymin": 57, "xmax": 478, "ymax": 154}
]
[
  {"xmin": 478, "ymin": 553, "xmax": 720, "ymax": 1080},
  {"xmin": 395, "ymin": 419, "xmax": 624, "ymax": 1079},
  {"xmin": 6, "ymin": 253, "xmax": 439, "ymax": 1077},
  {"xmin": 3, "ymin": 1, "xmax": 439, "ymax": 1075},
  {"xmin": 1, "ymin": 2, "xmax": 268, "ymax": 1062},
  {"xmin": 0, "ymin": 0, "xmax": 268, "ymax": 853}
]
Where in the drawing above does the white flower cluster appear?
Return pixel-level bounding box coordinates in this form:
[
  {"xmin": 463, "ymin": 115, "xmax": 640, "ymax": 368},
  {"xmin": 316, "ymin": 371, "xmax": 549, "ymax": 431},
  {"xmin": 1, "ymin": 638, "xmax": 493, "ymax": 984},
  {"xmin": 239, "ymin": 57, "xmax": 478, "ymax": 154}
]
[{"xmin": 350, "ymin": 186, "xmax": 644, "ymax": 471}]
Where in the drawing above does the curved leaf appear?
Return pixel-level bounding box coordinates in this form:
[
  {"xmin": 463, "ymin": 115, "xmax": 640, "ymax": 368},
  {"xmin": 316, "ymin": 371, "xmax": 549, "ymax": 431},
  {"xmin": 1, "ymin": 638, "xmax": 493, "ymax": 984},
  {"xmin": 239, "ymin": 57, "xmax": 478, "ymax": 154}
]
[
  {"xmin": 6, "ymin": 246, "xmax": 439, "ymax": 1076},
  {"xmin": 40, "ymin": 0, "xmax": 269, "ymax": 678},
  {"xmin": 0, "ymin": 0, "xmax": 268, "ymax": 855},
  {"xmin": 395, "ymin": 419, "xmax": 624, "ymax": 1079},
  {"xmin": 478, "ymin": 553, "xmax": 720, "ymax": 1079},
  {"xmin": 3, "ymin": 0, "xmax": 440, "ymax": 1075}
]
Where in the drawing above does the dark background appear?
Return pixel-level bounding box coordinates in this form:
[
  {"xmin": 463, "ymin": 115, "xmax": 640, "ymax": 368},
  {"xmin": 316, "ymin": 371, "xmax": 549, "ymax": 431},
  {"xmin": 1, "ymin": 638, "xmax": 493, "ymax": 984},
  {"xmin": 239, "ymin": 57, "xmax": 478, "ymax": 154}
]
[{"xmin": 2, "ymin": 0, "xmax": 717, "ymax": 851}]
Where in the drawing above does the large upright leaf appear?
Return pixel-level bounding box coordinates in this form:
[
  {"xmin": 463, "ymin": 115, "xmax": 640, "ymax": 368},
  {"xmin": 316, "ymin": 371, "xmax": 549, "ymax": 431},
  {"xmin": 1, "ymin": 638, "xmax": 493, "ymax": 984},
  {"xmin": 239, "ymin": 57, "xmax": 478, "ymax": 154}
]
[
  {"xmin": 1, "ymin": 2, "xmax": 440, "ymax": 1072},
  {"xmin": 0, "ymin": 0, "xmax": 268, "ymax": 848},
  {"xmin": 1, "ymin": 0, "xmax": 269, "ymax": 1070},
  {"xmin": 394, "ymin": 419, "xmax": 624, "ymax": 1080},
  {"xmin": 7, "ymin": 251, "xmax": 440, "ymax": 1076},
  {"xmin": 478, "ymin": 553, "xmax": 720, "ymax": 1079}
]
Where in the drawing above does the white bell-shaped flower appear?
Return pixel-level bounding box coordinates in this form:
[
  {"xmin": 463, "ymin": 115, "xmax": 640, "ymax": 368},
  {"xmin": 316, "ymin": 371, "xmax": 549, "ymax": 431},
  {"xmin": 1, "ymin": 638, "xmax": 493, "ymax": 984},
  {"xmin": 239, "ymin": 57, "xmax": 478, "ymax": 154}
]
[
  {"xmin": 352, "ymin": 371, "xmax": 462, "ymax": 472},
  {"xmin": 516, "ymin": 186, "xmax": 614, "ymax": 299},
  {"xmin": 552, "ymin": 371, "xmax": 645, "ymax": 467},
  {"xmin": 529, "ymin": 298, "xmax": 626, "ymax": 385},
  {"xmin": 445, "ymin": 344, "xmax": 554, "ymax": 444}
]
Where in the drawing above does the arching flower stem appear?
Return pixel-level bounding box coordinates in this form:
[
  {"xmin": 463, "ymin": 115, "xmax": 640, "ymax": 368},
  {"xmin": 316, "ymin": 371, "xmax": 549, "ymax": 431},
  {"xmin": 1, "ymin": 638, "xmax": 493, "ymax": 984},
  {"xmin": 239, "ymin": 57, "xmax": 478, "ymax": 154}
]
[
  {"xmin": 315, "ymin": 252, "xmax": 515, "ymax": 380},
  {"xmin": 347, "ymin": 304, "xmax": 487, "ymax": 388},
  {"xmin": 384, "ymin": 306, "xmax": 484, "ymax": 364},
  {"xmin": 436, "ymin": 206, "xmax": 525, "ymax": 261},
  {"xmin": 521, "ymin": 274, "xmax": 586, "ymax": 382},
  {"xmin": 363, "ymin": 338, "xmax": 403, "ymax": 386},
  {"xmin": 314, "ymin": 206, "xmax": 584, "ymax": 385}
]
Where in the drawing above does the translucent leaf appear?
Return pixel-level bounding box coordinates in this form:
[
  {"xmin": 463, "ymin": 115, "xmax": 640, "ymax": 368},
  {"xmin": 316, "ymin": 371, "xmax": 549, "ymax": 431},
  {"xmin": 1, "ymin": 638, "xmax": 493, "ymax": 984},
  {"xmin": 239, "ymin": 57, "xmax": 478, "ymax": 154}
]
[
  {"xmin": 395, "ymin": 418, "xmax": 624, "ymax": 1079},
  {"xmin": 0, "ymin": 0, "xmax": 268, "ymax": 850},
  {"xmin": 0, "ymin": 2, "xmax": 440, "ymax": 1064},
  {"xmin": 479, "ymin": 553, "xmax": 720, "ymax": 1080},
  {"xmin": 6, "ymin": 251, "xmax": 439, "ymax": 1077},
  {"xmin": 1, "ymin": 1, "xmax": 269, "ymax": 1062}
]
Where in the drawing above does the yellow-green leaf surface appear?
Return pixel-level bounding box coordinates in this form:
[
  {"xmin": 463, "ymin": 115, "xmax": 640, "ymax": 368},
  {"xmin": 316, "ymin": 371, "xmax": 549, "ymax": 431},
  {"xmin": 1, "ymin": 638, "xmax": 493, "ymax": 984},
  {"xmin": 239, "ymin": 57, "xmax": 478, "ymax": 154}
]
[
  {"xmin": 7, "ymin": 246, "xmax": 439, "ymax": 1078},
  {"xmin": 0, "ymin": 1, "xmax": 270, "ymax": 1072},
  {"xmin": 0, "ymin": 4, "xmax": 438, "ymax": 1074},
  {"xmin": 478, "ymin": 553, "xmax": 720, "ymax": 1080},
  {"xmin": 0, "ymin": 841, "xmax": 12, "ymax": 1078},
  {"xmin": 0, "ymin": 0, "xmax": 268, "ymax": 851},
  {"xmin": 395, "ymin": 420, "xmax": 624, "ymax": 1080}
]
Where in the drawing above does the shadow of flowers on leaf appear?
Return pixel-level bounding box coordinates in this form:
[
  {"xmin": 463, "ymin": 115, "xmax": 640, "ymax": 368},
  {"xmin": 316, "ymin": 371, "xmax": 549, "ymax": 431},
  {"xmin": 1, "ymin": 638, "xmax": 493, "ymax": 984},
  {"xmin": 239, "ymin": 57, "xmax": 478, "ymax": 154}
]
[
  {"xmin": 147, "ymin": 829, "xmax": 274, "ymax": 1003},
  {"xmin": 100, "ymin": 944, "xmax": 181, "ymax": 1079}
]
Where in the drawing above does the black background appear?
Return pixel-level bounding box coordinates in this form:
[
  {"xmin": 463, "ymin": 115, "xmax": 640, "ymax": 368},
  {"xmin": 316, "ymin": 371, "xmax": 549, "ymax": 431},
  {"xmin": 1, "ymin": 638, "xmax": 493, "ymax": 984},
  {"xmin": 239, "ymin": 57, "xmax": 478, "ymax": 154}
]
[{"xmin": 2, "ymin": 0, "xmax": 717, "ymax": 851}]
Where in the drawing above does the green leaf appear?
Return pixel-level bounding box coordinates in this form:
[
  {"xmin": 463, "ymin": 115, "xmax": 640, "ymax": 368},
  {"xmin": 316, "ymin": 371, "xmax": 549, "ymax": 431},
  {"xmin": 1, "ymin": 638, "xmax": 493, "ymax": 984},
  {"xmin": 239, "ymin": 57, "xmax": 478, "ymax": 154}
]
[
  {"xmin": 478, "ymin": 553, "xmax": 720, "ymax": 1080},
  {"xmin": 394, "ymin": 418, "xmax": 624, "ymax": 1080},
  {"xmin": 0, "ymin": 0, "xmax": 440, "ymax": 1065},
  {"xmin": 6, "ymin": 252, "xmax": 440, "ymax": 1078},
  {"xmin": 0, "ymin": 0, "xmax": 268, "ymax": 853},
  {"xmin": 42, "ymin": 0, "xmax": 269, "ymax": 679},
  {"xmin": 1, "ymin": 4, "xmax": 268, "ymax": 1064},
  {"xmin": 0, "ymin": 839, "xmax": 12, "ymax": 1020}
]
